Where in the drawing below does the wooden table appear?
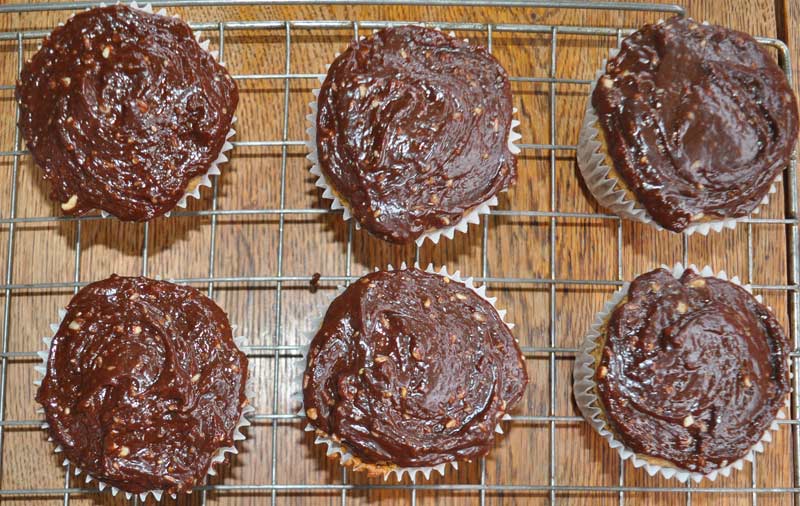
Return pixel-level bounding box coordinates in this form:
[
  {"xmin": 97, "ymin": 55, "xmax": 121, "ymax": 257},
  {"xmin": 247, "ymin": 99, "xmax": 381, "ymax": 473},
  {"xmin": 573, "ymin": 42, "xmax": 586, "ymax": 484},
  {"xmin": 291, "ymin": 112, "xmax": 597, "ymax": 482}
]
[{"xmin": 0, "ymin": 0, "xmax": 797, "ymax": 505}]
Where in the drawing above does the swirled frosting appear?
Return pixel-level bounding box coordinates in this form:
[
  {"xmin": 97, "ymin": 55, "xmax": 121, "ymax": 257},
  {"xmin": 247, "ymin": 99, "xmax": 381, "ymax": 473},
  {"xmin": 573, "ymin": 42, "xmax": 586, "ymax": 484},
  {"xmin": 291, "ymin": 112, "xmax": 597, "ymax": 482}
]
[
  {"xmin": 303, "ymin": 268, "xmax": 528, "ymax": 470},
  {"xmin": 596, "ymin": 268, "xmax": 791, "ymax": 473},
  {"xmin": 592, "ymin": 17, "xmax": 798, "ymax": 232},
  {"xmin": 16, "ymin": 5, "xmax": 238, "ymax": 221},
  {"xmin": 36, "ymin": 275, "xmax": 249, "ymax": 494},
  {"xmin": 316, "ymin": 26, "xmax": 517, "ymax": 244}
]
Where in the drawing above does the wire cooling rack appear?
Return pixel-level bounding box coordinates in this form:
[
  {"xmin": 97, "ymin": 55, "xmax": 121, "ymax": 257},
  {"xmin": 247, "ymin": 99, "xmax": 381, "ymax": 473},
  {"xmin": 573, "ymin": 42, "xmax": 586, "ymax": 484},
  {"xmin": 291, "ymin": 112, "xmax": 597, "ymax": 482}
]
[{"xmin": 0, "ymin": 1, "xmax": 796, "ymax": 505}]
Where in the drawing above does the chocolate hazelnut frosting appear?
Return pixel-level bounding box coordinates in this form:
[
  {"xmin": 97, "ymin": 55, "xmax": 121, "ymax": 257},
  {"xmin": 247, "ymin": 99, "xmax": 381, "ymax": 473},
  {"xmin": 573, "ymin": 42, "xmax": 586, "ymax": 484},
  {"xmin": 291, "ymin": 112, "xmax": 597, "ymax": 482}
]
[
  {"xmin": 596, "ymin": 268, "xmax": 791, "ymax": 473},
  {"xmin": 16, "ymin": 5, "xmax": 238, "ymax": 221},
  {"xmin": 303, "ymin": 268, "xmax": 528, "ymax": 470},
  {"xmin": 36, "ymin": 275, "xmax": 249, "ymax": 494},
  {"xmin": 591, "ymin": 17, "xmax": 798, "ymax": 232},
  {"xmin": 315, "ymin": 26, "xmax": 517, "ymax": 243}
]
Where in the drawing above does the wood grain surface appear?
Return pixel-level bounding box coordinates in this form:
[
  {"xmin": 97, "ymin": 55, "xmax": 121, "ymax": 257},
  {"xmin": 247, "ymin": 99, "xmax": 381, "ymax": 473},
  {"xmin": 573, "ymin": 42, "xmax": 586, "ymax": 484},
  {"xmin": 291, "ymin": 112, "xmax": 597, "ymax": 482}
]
[{"xmin": 0, "ymin": 0, "xmax": 796, "ymax": 505}]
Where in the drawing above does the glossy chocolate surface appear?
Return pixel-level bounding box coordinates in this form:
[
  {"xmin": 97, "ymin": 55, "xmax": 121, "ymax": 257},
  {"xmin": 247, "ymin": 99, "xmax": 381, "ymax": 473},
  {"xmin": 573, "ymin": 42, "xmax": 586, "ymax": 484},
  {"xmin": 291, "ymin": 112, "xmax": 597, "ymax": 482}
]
[
  {"xmin": 592, "ymin": 17, "xmax": 798, "ymax": 232},
  {"xmin": 17, "ymin": 5, "xmax": 238, "ymax": 221},
  {"xmin": 303, "ymin": 268, "xmax": 528, "ymax": 468},
  {"xmin": 316, "ymin": 26, "xmax": 516, "ymax": 243},
  {"xmin": 596, "ymin": 268, "xmax": 790, "ymax": 473},
  {"xmin": 36, "ymin": 275, "xmax": 248, "ymax": 494}
]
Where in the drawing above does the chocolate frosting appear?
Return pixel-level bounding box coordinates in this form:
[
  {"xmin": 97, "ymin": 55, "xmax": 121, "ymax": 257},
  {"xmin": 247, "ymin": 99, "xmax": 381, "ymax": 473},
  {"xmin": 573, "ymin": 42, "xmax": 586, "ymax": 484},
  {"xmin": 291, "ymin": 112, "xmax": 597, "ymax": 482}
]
[
  {"xmin": 16, "ymin": 5, "xmax": 238, "ymax": 221},
  {"xmin": 36, "ymin": 275, "xmax": 249, "ymax": 494},
  {"xmin": 596, "ymin": 268, "xmax": 790, "ymax": 473},
  {"xmin": 592, "ymin": 17, "xmax": 798, "ymax": 232},
  {"xmin": 316, "ymin": 26, "xmax": 517, "ymax": 243},
  {"xmin": 303, "ymin": 268, "xmax": 528, "ymax": 468}
]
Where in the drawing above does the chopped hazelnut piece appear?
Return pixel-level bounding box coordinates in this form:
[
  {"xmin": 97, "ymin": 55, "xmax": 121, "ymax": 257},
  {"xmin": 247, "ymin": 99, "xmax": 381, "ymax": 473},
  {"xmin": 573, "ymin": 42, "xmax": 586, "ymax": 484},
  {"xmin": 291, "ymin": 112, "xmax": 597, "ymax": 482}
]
[
  {"xmin": 61, "ymin": 194, "xmax": 79, "ymax": 211},
  {"xmin": 688, "ymin": 278, "xmax": 706, "ymax": 288}
]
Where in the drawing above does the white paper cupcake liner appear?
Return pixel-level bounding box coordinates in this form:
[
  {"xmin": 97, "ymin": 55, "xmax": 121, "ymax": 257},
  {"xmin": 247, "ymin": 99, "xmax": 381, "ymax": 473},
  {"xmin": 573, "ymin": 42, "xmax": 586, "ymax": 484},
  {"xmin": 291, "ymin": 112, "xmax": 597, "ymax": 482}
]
[
  {"xmin": 34, "ymin": 307, "xmax": 255, "ymax": 501},
  {"xmin": 306, "ymin": 30, "xmax": 522, "ymax": 246},
  {"xmin": 577, "ymin": 49, "xmax": 780, "ymax": 236},
  {"xmin": 56, "ymin": 2, "xmax": 237, "ymax": 221},
  {"xmin": 573, "ymin": 262, "xmax": 789, "ymax": 483},
  {"xmin": 293, "ymin": 262, "xmax": 516, "ymax": 481}
]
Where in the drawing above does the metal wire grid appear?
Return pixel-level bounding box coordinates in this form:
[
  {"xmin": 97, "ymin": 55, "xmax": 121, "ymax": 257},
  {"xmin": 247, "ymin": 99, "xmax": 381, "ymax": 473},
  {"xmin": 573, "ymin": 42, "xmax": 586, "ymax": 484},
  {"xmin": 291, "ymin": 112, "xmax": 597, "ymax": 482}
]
[{"xmin": 0, "ymin": 0, "xmax": 794, "ymax": 504}]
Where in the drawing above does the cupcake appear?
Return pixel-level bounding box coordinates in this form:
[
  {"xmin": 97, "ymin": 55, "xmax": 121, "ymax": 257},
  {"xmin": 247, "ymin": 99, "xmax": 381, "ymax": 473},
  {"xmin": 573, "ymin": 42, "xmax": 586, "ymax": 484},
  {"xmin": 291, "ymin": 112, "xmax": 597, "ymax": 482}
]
[
  {"xmin": 578, "ymin": 16, "xmax": 798, "ymax": 234},
  {"xmin": 16, "ymin": 4, "xmax": 238, "ymax": 221},
  {"xmin": 35, "ymin": 275, "xmax": 250, "ymax": 497},
  {"xmin": 573, "ymin": 265, "xmax": 791, "ymax": 481},
  {"xmin": 309, "ymin": 25, "xmax": 520, "ymax": 245},
  {"xmin": 302, "ymin": 266, "xmax": 528, "ymax": 478}
]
